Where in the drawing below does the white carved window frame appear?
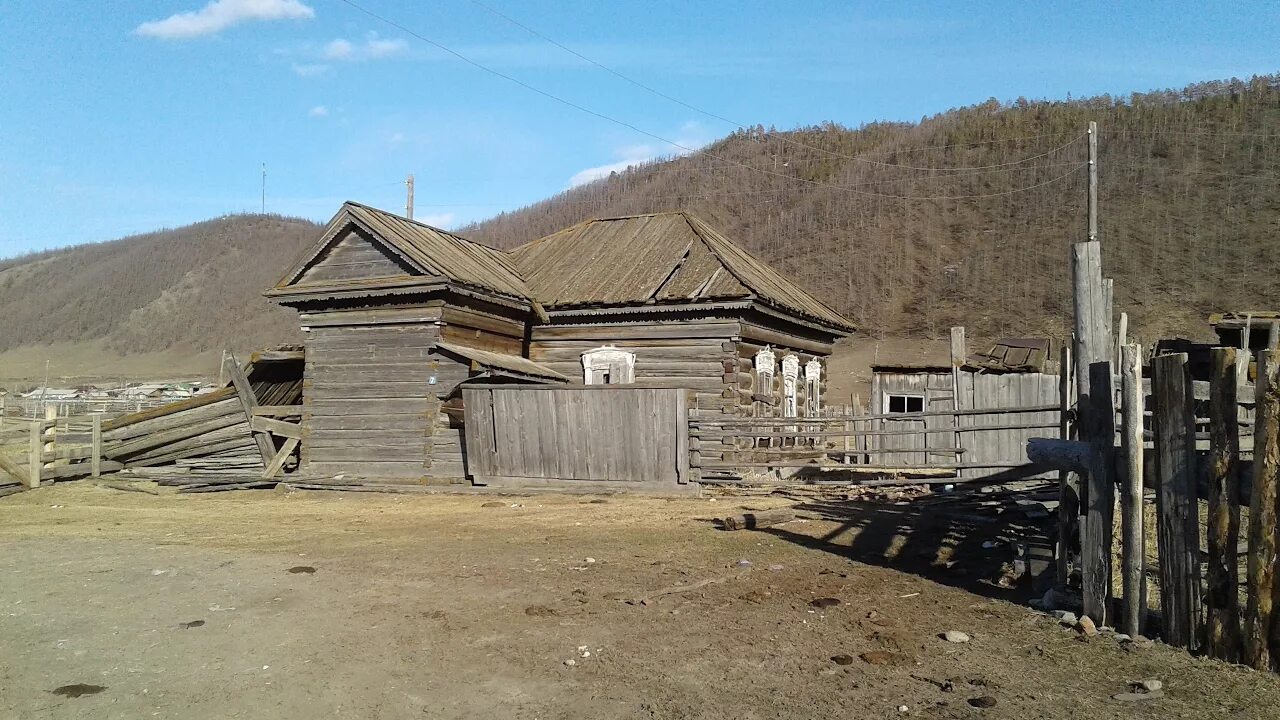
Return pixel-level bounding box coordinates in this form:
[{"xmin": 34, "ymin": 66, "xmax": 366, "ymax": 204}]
[
  {"xmin": 804, "ymin": 358, "xmax": 822, "ymax": 417},
  {"xmin": 781, "ymin": 354, "xmax": 800, "ymax": 418},
  {"xmin": 754, "ymin": 346, "xmax": 776, "ymax": 402},
  {"xmin": 581, "ymin": 345, "xmax": 635, "ymax": 385}
]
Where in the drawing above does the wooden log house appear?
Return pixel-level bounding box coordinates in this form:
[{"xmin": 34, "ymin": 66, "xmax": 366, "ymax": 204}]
[{"xmin": 266, "ymin": 202, "xmax": 853, "ymax": 483}]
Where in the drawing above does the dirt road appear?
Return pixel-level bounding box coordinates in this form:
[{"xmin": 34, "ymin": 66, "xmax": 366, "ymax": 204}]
[{"xmin": 2, "ymin": 484, "xmax": 1277, "ymax": 719}]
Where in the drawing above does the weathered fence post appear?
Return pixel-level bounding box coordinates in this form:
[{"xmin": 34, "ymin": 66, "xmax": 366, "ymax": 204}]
[
  {"xmin": 27, "ymin": 418, "xmax": 41, "ymax": 488},
  {"xmin": 1119, "ymin": 343, "xmax": 1145, "ymax": 638},
  {"xmin": 1056, "ymin": 342, "xmax": 1076, "ymax": 588},
  {"xmin": 1245, "ymin": 350, "xmax": 1280, "ymax": 669},
  {"xmin": 1073, "ymin": 240, "xmax": 1116, "ymax": 625},
  {"xmin": 91, "ymin": 413, "xmax": 103, "ymax": 478},
  {"xmin": 1206, "ymin": 347, "xmax": 1243, "ymax": 661},
  {"xmin": 1153, "ymin": 352, "xmax": 1202, "ymax": 651}
]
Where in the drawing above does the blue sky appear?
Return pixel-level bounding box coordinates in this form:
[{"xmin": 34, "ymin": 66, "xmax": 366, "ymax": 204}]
[{"xmin": 1, "ymin": 0, "xmax": 1277, "ymax": 256}]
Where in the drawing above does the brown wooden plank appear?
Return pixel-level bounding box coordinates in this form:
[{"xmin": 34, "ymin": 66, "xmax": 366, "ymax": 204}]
[
  {"xmin": 1245, "ymin": 350, "xmax": 1280, "ymax": 669},
  {"xmin": 1207, "ymin": 347, "xmax": 1243, "ymax": 661}
]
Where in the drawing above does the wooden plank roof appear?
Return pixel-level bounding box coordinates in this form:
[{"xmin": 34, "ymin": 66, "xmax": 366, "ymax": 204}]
[
  {"xmin": 274, "ymin": 202, "xmax": 531, "ymax": 300},
  {"xmin": 432, "ymin": 342, "xmax": 567, "ymax": 382},
  {"xmin": 507, "ymin": 212, "xmax": 853, "ymax": 331}
]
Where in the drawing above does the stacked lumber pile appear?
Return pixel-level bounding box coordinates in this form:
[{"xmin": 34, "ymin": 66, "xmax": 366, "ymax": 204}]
[{"xmin": 100, "ymin": 388, "xmax": 257, "ymax": 468}]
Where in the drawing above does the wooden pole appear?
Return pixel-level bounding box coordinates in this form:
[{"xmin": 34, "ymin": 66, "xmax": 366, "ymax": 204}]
[
  {"xmin": 1073, "ymin": 240, "xmax": 1116, "ymax": 625},
  {"xmin": 1270, "ymin": 321, "xmax": 1280, "ymax": 351},
  {"xmin": 224, "ymin": 354, "xmax": 275, "ymax": 469},
  {"xmin": 1120, "ymin": 343, "xmax": 1145, "ymax": 638},
  {"xmin": 1245, "ymin": 349, "xmax": 1280, "ymax": 669},
  {"xmin": 1117, "ymin": 312, "xmax": 1128, "ymax": 366},
  {"xmin": 1207, "ymin": 347, "xmax": 1242, "ymax": 661},
  {"xmin": 91, "ymin": 414, "xmax": 102, "ymax": 478},
  {"xmin": 1088, "ymin": 121, "xmax": 1098, "ymax": 242},
  {"xmin": 1057, "ymin": 342, "xmax": 1077, "ymax": 588},
  {"xmin": 950, "ymin": 326, "xmax": 966, "ymax": 479},
  {"xmin": 406, "ymin": 173, "xmax": 415, "ymax": 220},
  {"xmin": 1153, "ymin": 352, "xmax": 1202, "ymax": 651},
  {"xmin": 27, "ymin": 419, "xmax": 41, "ymax": 488}
]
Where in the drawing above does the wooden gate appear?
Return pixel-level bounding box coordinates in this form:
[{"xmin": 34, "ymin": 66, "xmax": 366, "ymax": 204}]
[{"xmin": 461, "ymin": 385, "xmax": 691, "ymax": 489}]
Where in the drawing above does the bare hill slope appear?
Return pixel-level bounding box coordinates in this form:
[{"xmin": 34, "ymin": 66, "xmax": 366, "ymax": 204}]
[
  {"xmin": 0, "ymin": 215, "xmax": 317, "ymax": 366},
  {"xmin": 2, "ymin": 75, "xmax": 1278, "ymax": 381},
  {"xmin": 464, "ymin": 75, "xmax": 1280, "ymax": 344}
]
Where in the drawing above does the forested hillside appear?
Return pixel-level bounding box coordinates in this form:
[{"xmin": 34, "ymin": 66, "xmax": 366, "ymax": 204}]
[
  {"xmin": 1, "ymin": 74, "xmax": 1277, "ymax": 373},
  {"xmin": 465, "ymin": 74, "xmax": 1280, "ymax": 343},
  {"xmin": 0, "ymin": 215, "xmax": 316, "ymax": 357}
]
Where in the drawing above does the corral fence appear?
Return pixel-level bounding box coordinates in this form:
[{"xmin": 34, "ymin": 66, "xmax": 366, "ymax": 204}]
[
  {"xmin": 1036, "ymin": 344, "xmax": 1280, "ymax": 670},
  {"xmin": 0, "ymin": 410, "xmax": 110, "ymax": 495},
  {"xmin": 462, "ymin": 384, "xmax": 691, "ymax": 490}
]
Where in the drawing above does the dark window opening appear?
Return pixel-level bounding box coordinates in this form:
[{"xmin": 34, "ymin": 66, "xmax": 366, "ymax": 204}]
[{"xmin": 887, "ymin": 394, "xmax": 924, "ymax": 413}]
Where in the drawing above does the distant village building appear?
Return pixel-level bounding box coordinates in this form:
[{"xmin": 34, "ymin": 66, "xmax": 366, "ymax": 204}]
[{"xmin": 266, "ymin": 202, "xmax": 853, "ymax": 481}]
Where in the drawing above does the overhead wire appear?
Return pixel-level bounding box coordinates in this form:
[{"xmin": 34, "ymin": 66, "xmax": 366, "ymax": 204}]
[
  {"xmin": 465, "ymin": 0, "xmax": 1078, "ymax": 173},
  {"xmin": 335, "ymin": 0, "xmax": 1086, "ymax": 200}
]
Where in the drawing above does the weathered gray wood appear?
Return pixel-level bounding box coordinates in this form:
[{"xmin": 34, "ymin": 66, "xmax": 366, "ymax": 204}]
[
  {"xmin": 102, "ymin": 398, "xmax": 241, "ymax": 442},
  {"xmin": 1073, "ymin": 239, "xmax": 1116, "ymax": 626},
  {"xmin": 40, "ymin": 460, "xmax": 123, "ymax": 480},
  {"xmin": 91, "ymin": 414, "xmax": 102, "ymax": 478},
  {"xmin": 1153, "ymin": 352, "xmax": 1202, "ymax": 652},
  {"xmin": 1026, "ymin": 438, "xmax": 1098, "ymax": 474},
  {"xmin": 252, "ymin": 405, "xmax": 303, "ymax": 417},
  {"xmin": 1245, "ymin": 350, "xmax": 1280, "ymax": 669},
  {"xmin": 224, "ymin": 355, "xmax": 276, "ymax": 468},
  {"xmin": 250, "ymin": 416, "xmax": 303, "ymax": 440},
  {"xmin": 262, "ymin": 437, "xmax": 300, "ymax": 479},
  {"xmin": 105, "ymin": 412, "xmax": 246, "ymax": 460},
  {"xmin": 101, "ymin": 387, "xmax": 236, "ymax": 432},
  {"xmin": 1057, "ymin": 341, "xmax": 1076, "ymax": 588},
  {"xmin": 0, "ymin": 451, "xmax": 30, "ymax": 487},
  {"xmin": 28, "ymin": 419, "xmax": 41, "ymax": 488},
  {"xmin": 1120, "ymin": 343, "xmax": 1145, "ymax": 638},
  {"xmin": 1207, "ymin": 347, "xmax": 1243, "ymax": 661}
]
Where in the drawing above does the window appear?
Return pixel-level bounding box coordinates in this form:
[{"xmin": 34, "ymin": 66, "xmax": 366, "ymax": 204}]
[
  {"xmin": 804, "ymin": 358, "xmax": 822, "ymax": 417},
  {"xmin": 754, "ymin": 347, "xmax": 776, "ymax": 411},
  {"xmin": 581, "ymin": 345, "xmax": 635, "ymax": 385},
  {"xmin": 781, "ymin": 354, "xmax": 800, "ymax": 418},
  {"xmin": 885, "ymin": 394, "xmax": 924, "ymax": 414}
]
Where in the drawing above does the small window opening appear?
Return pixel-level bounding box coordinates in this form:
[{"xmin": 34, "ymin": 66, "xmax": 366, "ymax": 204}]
[{"xmin": 887, "ymin": 394, "xmax": 924, "ymax": 414}]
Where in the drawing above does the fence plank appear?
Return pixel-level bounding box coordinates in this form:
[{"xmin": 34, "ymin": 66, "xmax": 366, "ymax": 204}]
[
  {"xmin": 1120, "ymin": 343, "xmax": 1146, "ymax": 638},
  {"xmin": 1153, "ymin": 352, "xmax": 1202, "ymax": 652},
  {"xmin": 27, "ymin": 420, "xmax": 41, "ymax": 488},
  {"xmin": 1207, "ymin": 347, "xmax": 1243, "ymax": 661},
  {"xmin": 1246, "ymin": 350, "xmax": 1280, "ymax": 669}
]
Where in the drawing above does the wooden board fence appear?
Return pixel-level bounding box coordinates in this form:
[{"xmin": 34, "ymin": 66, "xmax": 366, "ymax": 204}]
[{"xmin": 462, "ymin": 385, "xmax": 691, "ymax": 490}]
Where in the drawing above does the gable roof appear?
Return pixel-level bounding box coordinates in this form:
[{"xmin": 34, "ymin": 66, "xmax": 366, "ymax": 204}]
[
  {"xmin": 273, "ymin": 202, "xmax": 532, "ymax": 301},
  {"xmin": 507, "ymin": 212, "xmax": 853, "ymax": 331}
]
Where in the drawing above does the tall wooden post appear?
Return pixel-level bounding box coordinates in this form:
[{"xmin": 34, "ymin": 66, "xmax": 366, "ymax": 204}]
[
  {"xmin": 1245, "ymin": 350, "xmax": 1280, "ymax": 669},
  {"xmin": 1056, "ymin": 342, "xmax": 1077, "ymax": 588},
  {"xmin": 1073, "ymin": 240, "xmax": 1116, "ymax": 625},
  {"xmin": 1153, "ymin": 352, "xmax": 1202, "ymax": 651},
  {"xmin": 27, "ymin": 418, "xmax": 42, "ymax": 488},
  {"xmin": 950, "ymin": 326, "xmax": 965, "ymax": 478},
  {"xmin": 1120, "ymin": 343, "xmax": 1145, "ymax": 637},
  {"xmin": 1207, "ymin": 347, "xmax": 1243, "ymax": 660},
  {"xmin": 406, "ymin": 173, "xmax": 415, "ymax": 220},
  {"xmin": 90, "ymin": 414, "xmax": 103, "ymax": 478}
]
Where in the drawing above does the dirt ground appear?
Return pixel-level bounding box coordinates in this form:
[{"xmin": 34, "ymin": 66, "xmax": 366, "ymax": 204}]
[{"xmin": 2, "ymin": 484, "xmax": 1278, "ymax": 720}]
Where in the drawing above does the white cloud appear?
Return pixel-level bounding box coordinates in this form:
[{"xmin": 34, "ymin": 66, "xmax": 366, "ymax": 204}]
[
  {"xmin": 308, "ymin": 105, "xmax": 329, "ymax": 118},
  {"xmin": 417, "ymin": 212, "xmax": 456, "ymax": 229},
  {"xmin": 136, "ymin": 0, "xmax": 315, "ymax": 40},
  {"xmin": 568, "ymin": 123, "xmax": 711, "ymax": 188},
  {"xmin": 322, "ymin": 38, "xmax": 354, "ymax": 60},
  {"xmin": 291, "ymin": 62, "xmax": 329, "ymax": 77},
  {"xmin": 322, "ymin": 32, "xmax": 408, "ymax": 62}
]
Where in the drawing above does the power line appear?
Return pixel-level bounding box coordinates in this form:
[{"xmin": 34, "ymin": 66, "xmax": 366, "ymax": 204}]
[
  {"xmin": 465, "ymin": 0, "xmax": 1078, "ymax": 173},
  {"xmin": 335, "ymin": 0, "xmax": 1086, "ymax": 200}
]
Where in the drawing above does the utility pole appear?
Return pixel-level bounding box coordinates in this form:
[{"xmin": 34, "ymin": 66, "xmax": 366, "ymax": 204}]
[
  {"xmin": 406, "ymin": 174, "xmax": 415, "ymax": 220},
  {"xmin": 261, "ymin": 163, "xmax": 267, "ymax": 214},
  {"xmin": 1087, "ymin": 121, "xmax": 1098, "ymax": 242},
  {"xmin": 1071, "ymin": 120, "xmax": 1117, "ymax": 625}
]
